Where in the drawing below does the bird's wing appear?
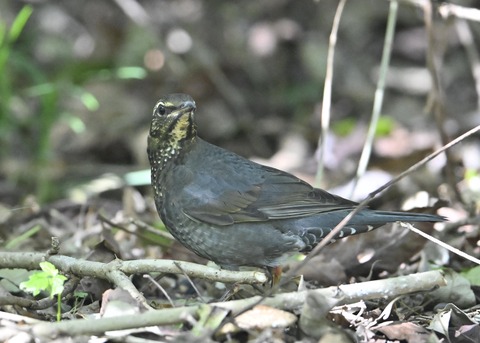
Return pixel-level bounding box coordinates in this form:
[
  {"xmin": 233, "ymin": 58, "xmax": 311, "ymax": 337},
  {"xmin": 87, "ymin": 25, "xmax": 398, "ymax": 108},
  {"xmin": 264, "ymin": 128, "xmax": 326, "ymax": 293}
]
[{"xmin": 182, "ymin": 166, "xmax": 357, "ymax": 226}]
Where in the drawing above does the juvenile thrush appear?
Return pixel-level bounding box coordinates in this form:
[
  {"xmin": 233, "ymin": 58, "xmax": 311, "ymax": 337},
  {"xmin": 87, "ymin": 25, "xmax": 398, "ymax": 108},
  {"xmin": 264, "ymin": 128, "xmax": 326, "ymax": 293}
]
[{"xmin": 147, "ymin": 93, "xmax": 444, "ymax": 271}]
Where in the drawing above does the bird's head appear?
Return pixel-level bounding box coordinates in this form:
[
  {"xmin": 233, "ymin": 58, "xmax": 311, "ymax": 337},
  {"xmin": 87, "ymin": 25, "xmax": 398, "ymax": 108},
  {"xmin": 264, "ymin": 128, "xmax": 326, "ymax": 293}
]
[
  {"xmin": 149, "ymin": 93, "xmax": 197, "ymax": 143},
  {"xmin": 148, "ymin": 93, "xmax": 197, "ymax": 162}
]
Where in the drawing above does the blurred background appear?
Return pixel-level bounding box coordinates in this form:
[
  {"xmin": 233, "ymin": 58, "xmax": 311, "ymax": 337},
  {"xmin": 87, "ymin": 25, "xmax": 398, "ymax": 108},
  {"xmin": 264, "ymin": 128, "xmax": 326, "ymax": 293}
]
[
  {"xmin": 0, "ymin": 0, "xmax": 478, "ymax": 211},
  {"xmin": 1, "ymin": 0, "xmax": 480, "ymax": 303}
]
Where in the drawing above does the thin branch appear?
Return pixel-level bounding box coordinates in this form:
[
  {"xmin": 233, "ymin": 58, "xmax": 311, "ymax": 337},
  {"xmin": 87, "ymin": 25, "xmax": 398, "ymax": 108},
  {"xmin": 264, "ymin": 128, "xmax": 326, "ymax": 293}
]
[
  {"xmin": 281, "ymin": 124, "xmax": 480, "ymax": 286},
  {"xmin": 454, "ymin": 19, "xmax": 480, "ymax": 111},
  {"xmin": 402, "ymin": 222, "xmax": 480, "ymax": 265},
  {"xmin": 0, "ymin": 252, "xmax": 267, "ymax": 285},
  {"xmin": 31, "ymin": 270, "xmax": 446, "ymax": 339},
  {"xmin": 438, "ymin": 3, "xmax": 480, "ymax": 23},
  {"xmin": 0, "ymin": 276, "xmax": 78, "ymax": 310},
  {"xmin": 315, "ymin": 0, "xmax": 347, "ymax": 186},
  {"xmin": 114, "ymin": 0, "xmax": 150, "ymax": 26},
  {"xmin": 351, "ymin": 0, "xmax": 398, "ymax": 198},
  {"xmin": 105, "ymin": 268, "xmax": 151, "ymax": 310},
  {"xmin": 423, "ymin": 0, "xmax": 465, "ymax": 204},
  {"xmin": 98, "ymin": 214, "xmax": 173, "ymax": 246},
  {"xmin": 174, "ymin": 261, "xmax": 206, "ymax": 303},
  {"xmin": 143, "ymin": 274, "xmax": 175, "ymax": 308}
]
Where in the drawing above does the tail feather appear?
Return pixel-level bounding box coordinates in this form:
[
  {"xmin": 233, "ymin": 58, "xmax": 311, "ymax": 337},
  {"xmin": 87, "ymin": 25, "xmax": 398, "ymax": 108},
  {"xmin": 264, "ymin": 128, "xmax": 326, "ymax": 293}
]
[
  {"xmin": 371, "ymin": 211, "xmax": 445, "ymax": 223},
  {"xmin": 324, "ymin": 210, "xmax": 446, "ymax": 241},
  {"xmin": 304, "ymin": 210, "xmax": 445, "ymax": 245},
  {"xmin": 351, "ymin": 210, "xmax": 446, "ymax": 226}
]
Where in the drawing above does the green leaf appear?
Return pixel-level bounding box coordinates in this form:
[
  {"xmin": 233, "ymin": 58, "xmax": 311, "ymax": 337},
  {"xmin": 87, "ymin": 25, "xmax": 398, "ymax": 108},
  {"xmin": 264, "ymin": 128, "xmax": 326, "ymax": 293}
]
[
  {"xmin": 8, "ymin": 5, "xmax": 33, "ymax": 42},
  {"xmin": 332, "ymin": 117, "xmax": 356, "ymax": 137},
  {"xmin": 19, "ymin": 262, "xmax": 67, "ymax": 299},
  {"xmin": 465, "ymin": 168, "xmax": 479, "ymax": 181},
  {"xmin": 40, "ymin": 261, "xmax": 58, "ymax": 275},
  {"xmin": 461, "ymin": 265, "xmax": 480, "ymax": 286},
  {"xmin": 116, "ymin": 66, "xmax": 147, "ymax": 79},
  {"xmin": 74, "ymin": 291, "xmax": 88, "ymax": 299},
  {"xmin": 375, "ymin": 116, "xmax": 394, "ymax": 137},
  {"xmin": 80, "ymin": 91, "xmax": 99, "ymax": 111},
  {"xmin": 20, "ymin": 272, "xmax": 50, "ymax": 296},
  {"xmin": 50, "ymin": 275, "xmax": 67, "ymax": 297},
  {"xmin": 63, "ymin": 113, "xmax": 86, "ymax": 134},
  {"xmin": 5, "ymin": 224, "xmax": 42, "ymax": 249}
]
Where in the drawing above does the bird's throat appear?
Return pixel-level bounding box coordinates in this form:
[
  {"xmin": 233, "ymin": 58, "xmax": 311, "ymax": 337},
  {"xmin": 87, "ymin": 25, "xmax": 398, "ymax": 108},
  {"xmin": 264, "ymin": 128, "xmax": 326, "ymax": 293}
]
[
  {"xmin": 147, "ymin": 133, "xmax": 195, "ymax": 205},
  {"xmin": 169, "ymin": 112, "xmax": 196, "ymax": 146}
]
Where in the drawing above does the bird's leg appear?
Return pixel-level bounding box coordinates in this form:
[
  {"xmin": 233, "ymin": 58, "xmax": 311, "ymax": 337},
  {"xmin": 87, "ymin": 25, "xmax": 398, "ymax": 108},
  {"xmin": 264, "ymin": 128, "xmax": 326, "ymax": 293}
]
[{"xmin": 266, "ymin": 266, "xmax": 283, "ymax": 287}]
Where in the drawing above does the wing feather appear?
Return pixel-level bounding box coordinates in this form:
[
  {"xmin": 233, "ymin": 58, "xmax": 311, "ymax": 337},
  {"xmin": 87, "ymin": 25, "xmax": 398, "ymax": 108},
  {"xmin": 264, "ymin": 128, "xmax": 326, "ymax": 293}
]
[{"xmin": 182, "ymin": 166, "xmax": 356, "ymax": 226}]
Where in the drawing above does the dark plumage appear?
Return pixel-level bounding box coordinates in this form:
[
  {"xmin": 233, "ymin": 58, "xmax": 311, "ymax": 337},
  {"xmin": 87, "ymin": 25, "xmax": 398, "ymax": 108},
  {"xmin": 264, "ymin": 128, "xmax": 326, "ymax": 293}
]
[{"xmin": 147, "ymin": 94, "xmax": 444, "ymax": 270}]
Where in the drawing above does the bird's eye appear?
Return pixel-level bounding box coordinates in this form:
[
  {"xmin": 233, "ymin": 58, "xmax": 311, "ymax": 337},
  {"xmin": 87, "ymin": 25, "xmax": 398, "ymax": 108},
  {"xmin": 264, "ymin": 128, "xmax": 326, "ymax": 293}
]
[{"xmin": 156, "ymin": 104, "xmax": 166, "ymax": 116}]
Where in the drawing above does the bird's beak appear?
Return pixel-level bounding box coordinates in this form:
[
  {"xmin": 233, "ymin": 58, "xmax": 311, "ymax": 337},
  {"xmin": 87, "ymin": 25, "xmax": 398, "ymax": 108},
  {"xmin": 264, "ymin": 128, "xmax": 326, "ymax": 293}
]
[
  {"xmin": 171, "ymin": 100, "xmax": 195, "ymax": 122},
  {"xmin": 180, "ymin": 100, "xmax": 196, "ymax": 112}
]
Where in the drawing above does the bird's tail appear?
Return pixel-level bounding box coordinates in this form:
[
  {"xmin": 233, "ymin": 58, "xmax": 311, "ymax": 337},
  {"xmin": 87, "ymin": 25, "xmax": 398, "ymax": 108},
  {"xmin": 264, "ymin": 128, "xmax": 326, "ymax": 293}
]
[
  {"xmin": 351, "ymin": 210, "xmax": 446, "ymax": 226},
  {"xmin": 307, "ymin": 209, "xmax": 445, "ymax": 244}
]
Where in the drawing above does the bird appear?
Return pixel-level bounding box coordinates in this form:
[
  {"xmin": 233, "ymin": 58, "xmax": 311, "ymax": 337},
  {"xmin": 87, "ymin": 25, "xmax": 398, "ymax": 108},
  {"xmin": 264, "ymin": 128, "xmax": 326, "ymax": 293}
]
[{"xmin": 147, "ymin": 93, "xmax": 444, "ymax": 275}]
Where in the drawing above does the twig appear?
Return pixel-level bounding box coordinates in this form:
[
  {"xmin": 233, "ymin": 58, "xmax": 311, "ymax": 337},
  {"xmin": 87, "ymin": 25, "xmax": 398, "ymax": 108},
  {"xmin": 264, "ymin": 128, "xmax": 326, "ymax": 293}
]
[
  {"xmin": 98, "ymin": 213, "xmax": 174, "ymax": 245},
  {"xmin": 438, "ymin": 3, "xmax": 480, "ymax": 23},
  {"xmin": 114, "ymin": 0, "xmax": 150, "ymax": 26},
  {"xmin": 174, "ymin": 261, "xmax": 206, "ymax": 303},
  {"xmin": 31, "ymin": 270, "xmax": 446, "ymax": 339},
  {"xmin": 129, "ymin": 217, "xmax": 174, "ymax": 240},
  {"xmin": 143, "ymin": 274, "xmax": 175, "ymax": 308},
  {"xmin": 0, "ymin": 252, "xmax": 267, "ymax": 285},
  {"xmin": 0, "ymin": 276, "xmax": 79, "ymax": 310},
  {"xmin": 315, "ymin": 0, "xmax": 347, "ymax": 186},
  {"xmin": 281, "ymin": 124, "xmax": 480, "ymax": 286},
  {"xmin": 0, "ymin": 311, "xmax": 40, "ymax": 325},
  {"xmin": 422, "ymin": 0, "xmax": 464, "ymax": 204},
  {"xmin": 105, "ymin": 267, "xmax": 151, "ymax": 310},
  {"xmin": 367, "ymin": 125, "xmax": 480, "ymax": 198},
  {"xmin": 351, "ymin": 0, "xmax": 398, "ymax": 198},
  {"xmin": 402, "ymin": 222, "xmax": 480, "ymax": 265},
  {"xmin": 454, "ymin": 19, "xmax": 480, "ymax": 111}
]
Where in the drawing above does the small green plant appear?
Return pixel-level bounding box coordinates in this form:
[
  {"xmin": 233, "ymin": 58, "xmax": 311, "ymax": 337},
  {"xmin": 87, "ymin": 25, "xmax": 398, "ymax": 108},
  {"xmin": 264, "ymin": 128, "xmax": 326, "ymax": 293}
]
[
  {"xmin": 20, "ymin": 261, "xmax": 67, "ymax": 321},
  {"xmin": 70, "ymin": 291, "xmax": 88, "ymax": 316},
  {"xmin": 0, "ymin": 6, "xmax": 33, "ymax": 137}
]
